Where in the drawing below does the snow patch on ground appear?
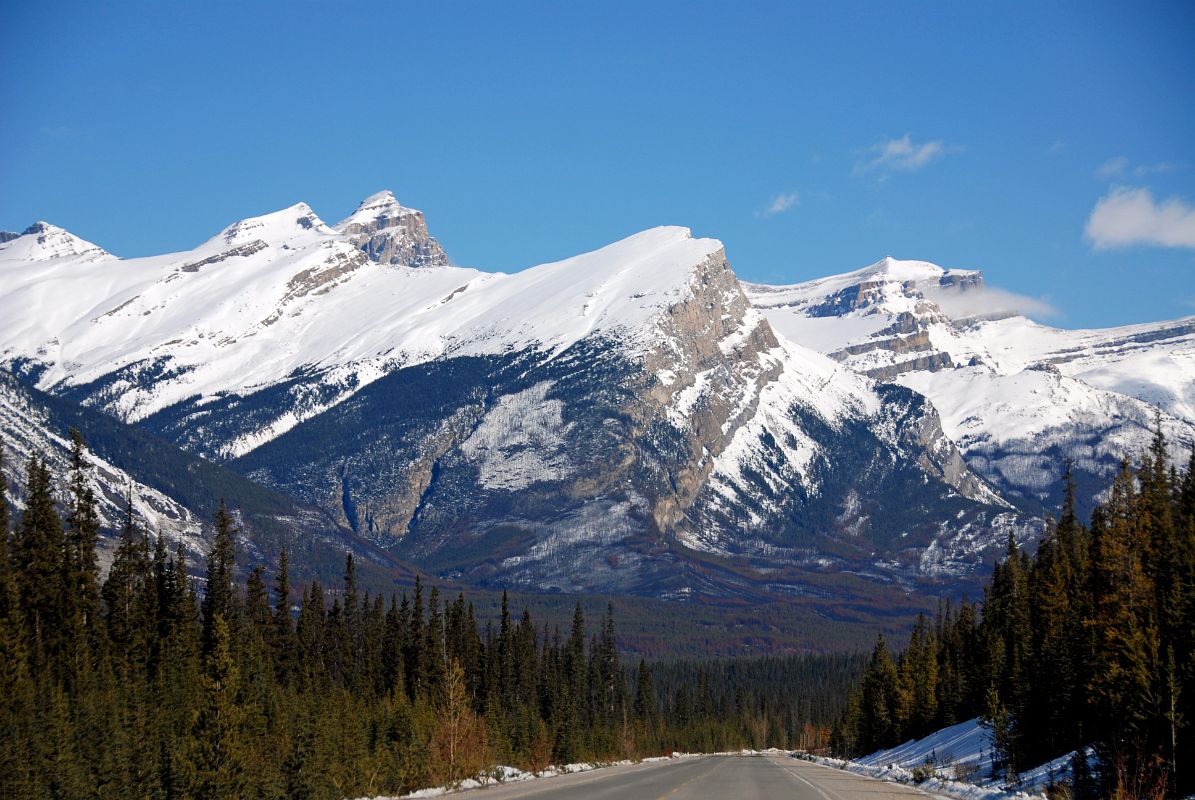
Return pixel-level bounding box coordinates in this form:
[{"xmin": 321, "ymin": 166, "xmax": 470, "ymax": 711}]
[
  {"xmin": 801, "ymin": 717, "xmax": 1088, "ymax": 800},
  {"xmin": 351, "ymin": 750, "xmax": 786, "ymax": 799},
  {"xmin": 460, "ymin": 381, "xmax": 573, "ymax": 491}
]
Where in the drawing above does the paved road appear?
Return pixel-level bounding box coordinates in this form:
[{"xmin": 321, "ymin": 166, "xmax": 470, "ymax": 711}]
[{"xmin": 453, "ymin": 754, "xmax": 928, "ymax": 799}]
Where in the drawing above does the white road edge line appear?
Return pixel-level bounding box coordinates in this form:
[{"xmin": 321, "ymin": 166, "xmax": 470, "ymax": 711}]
[{"xmin": 770, "ymin": 757, "xmax": 840, "ymax": 800}]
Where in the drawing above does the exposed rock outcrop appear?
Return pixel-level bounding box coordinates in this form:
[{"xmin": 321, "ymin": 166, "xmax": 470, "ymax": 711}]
[{"xmin": 335, "ymin": 190, "xmax": 450, "ymax": 268}]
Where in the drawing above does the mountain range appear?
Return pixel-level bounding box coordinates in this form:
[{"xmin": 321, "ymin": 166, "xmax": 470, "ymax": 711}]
[{"xmin": 2, "ymin": 191, "xmax": 1191, "ymax": 617}]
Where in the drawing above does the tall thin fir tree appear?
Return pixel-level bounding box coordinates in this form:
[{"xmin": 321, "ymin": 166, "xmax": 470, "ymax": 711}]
[
  {"xmin": 15, "ymin": 457, "xmax": 65, "ymax": 668},
  {"xmin": 201, "ymin": 499, "xmax": 238, "ymax": 656},
  {"xmin": 180, "ymin": 613, "xmax": 249, "ymax": 800},
  {"xmin": 65, "ymin": 429, "xmax": 101, "ymax": 625}
]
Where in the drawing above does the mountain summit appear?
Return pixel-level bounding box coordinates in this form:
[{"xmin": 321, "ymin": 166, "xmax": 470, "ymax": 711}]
[
  {"xmin": 335, "ymin": 189, "xmax": 449, "ymax": 268},
  {"xmin": 0, "ymin": 221, "xmax": 113, "ymax": 263}
]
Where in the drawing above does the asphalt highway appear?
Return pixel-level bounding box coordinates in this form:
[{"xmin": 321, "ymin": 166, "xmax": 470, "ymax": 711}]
[{"xmin": 448, "ymin": 753, "xmax": 929, "ymax": 799}]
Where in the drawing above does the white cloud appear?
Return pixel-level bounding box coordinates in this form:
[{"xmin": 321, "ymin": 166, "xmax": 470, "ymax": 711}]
[
  {"xmin": 1134, "ymin": 161, "xmax": 1185, "ymax": 176},
  {"xmin": 855, "ymin": 135, "xmax": 955, "ymax": 175},
  {"xmin": 760, "ymin": 191, "xmax": 800, "ymax": 217},
  {"xmin": 922, "ymin": 284, "xmax": 1058, "ymax": 321},
  {"xmin": 1085, "ymin": 186, "xmax": 1195, "ymax": 250},
  {"xmin": 1097, "ymin": 157, "xmax": 1128, "ymax": 179},
  {"xmin": 1096, "ymin": 157, "xmax": 1186, "ymax": 180}
]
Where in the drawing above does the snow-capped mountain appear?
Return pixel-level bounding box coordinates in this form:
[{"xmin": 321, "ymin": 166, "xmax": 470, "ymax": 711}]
[
  {"xmin": 1, "ymin": 194, "xmax": 1030, "ymax": 602},
  {"xmin": 746, "ymin": 257, "xmax": 1195, "ymax": 513}
]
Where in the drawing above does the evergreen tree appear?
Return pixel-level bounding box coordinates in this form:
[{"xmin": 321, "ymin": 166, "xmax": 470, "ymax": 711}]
[
  {"xmin": 200, "ymin": 499, "xmax": 238, "ymax": 656},
  {"xmin": 179, "ymin": 613, "xmax": 249, "ymax": 799},
  {"xmin": 0, "ymin": 447, "xmax": 42, "ymax": 799},
  {"xmin": 103, "ymin": 491, "xmax": 148, "ymax": 671},
  {"xmin": 272, "ymin": 547, "xmax": 296, "ymax": 685},
  {"xmin": 14, "ymin": 457, "xmax": 65, "ymax": 669},
  {"xmin": 634, "ymin": 659, "xmax": 657, "ymax": 722},
  {"xmin": 900, "ymin": 613, "xmax": 937, "ymax": 737},
  {"xmin": 856, "ymin": 634, "xmax": 903, "ymax": 751},
  {"xmin": 65, "ymin": 429, "xmax": 101, "ymax": 635}
]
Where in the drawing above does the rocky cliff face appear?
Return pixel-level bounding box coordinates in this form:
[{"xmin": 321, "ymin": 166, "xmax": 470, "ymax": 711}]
[{"xmin": 335, "ymin": 190, "xmax": 450, "ymax": 267}]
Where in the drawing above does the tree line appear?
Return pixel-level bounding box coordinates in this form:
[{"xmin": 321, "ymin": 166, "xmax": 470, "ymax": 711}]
[
  {"xmin": 834, "ymin": 427, "xmax": 1195, "ymax": 799},
  {"xmin": 1, "ymin": 432, "xmax": 855, "ymax": 799}
]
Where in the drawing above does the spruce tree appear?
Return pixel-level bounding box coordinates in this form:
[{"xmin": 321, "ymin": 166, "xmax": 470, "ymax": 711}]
[
  {"xmin": 634, "ymin": 659, "xmax": 656, "ymax": 722},
  {"xmin": 901, "ymin": 613, "xmax": 937, "ymax": 737},
  {"xmin": 1088, "ymin": 460, "xmax": 1161, "ymax": 747},
  {"xmin": 180, "ymin": 613, "xmax": 249, "ymax": 800},
  {"xmin": 201, "ymin": 500, "xmax": 238, "ymax": 656},
  {"xmin": 857, "ymin": 634, "xmax": 902, "ymax": 751},
  {"xmin": 272, "ymin": 548, "xmax": 296, "ymax": 685},
  {"xmin": 424, "ymin": 585, "xmax": 446, "ymax": 698},
  {"xmin": 0, "ymin": 448, "xmax": 41, "ymax": 799},
  {"xmin": 15, "ymin": 457, "xmax": 65, "ymax": 669},
  {"xmin": 103, "ymin": 491, "xmax": 147, "ymax": 669},
  {"xmin": 65, "ymin": 429, "xmax": 101, "ymax": 633}
]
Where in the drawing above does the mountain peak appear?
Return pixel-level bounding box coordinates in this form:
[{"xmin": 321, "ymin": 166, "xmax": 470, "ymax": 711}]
[
  {"xmin": 335, "ymin": 190, "xmax": 419, "ymax": 231},
  {"xmin": 0, "ymin": 220, "xmax": 113, "ymax": 263},
  {"xmin": 210, "ymin": 202, "xmax": 334, "ymax": 247},
  {"xmin": 859, "ymin": 256, "xmax": 945, "ymax": 283},
  {"xmin": 336, "ymin": 190, "xmax": 449, "ymax": 268}
]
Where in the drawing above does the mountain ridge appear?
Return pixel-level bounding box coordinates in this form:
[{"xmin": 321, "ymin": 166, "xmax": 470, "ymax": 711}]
[
  {"xmin": 745, "ymin": 257, "xmax": 1195, "ymax": 514},
  {"xmin": 6, "ymin": 193, "xmax": 1186, "ymax": 608}
]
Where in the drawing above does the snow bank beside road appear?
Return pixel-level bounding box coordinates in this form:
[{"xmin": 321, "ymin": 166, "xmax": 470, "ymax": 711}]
[{"xmin": 800, "ymin": 717, "xmax": 1087, "ymax": 800}]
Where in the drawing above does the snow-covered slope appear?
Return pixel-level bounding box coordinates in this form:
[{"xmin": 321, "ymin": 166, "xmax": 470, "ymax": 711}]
[
  {"xmin": 746, "ymin": 258, "xmax": 1195, "ymax": 511},
  {"xmin": 1, "ymin": 200, "xmax": 728, "ymax": 457}
]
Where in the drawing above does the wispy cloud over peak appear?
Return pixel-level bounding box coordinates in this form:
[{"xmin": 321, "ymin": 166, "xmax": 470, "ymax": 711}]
[{"xmin": 923, "ymin": 283, "xmax": 1059, "ymax": 321}]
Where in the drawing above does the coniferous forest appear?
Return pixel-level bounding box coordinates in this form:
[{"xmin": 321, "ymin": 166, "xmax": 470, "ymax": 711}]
[
  {"xmin": 0, "ymin": 433, "xmax": 859, "ymax": 799},
  {"xmin": 834, "ymin": 428, "xmax": 1195, "ymax": 799}
]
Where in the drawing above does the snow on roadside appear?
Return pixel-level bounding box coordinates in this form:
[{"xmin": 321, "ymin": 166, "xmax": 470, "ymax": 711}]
[
  {"xmin": 796, "ymin": 717, "xmax": 1088, "ymax": 800},
  {"xmin": 350, "ymin": 750, "xmax": 782, "ymax": 799},
  {"xmin": 800, "ymin": 753, "xmax": 1045, "ymax": 800}
]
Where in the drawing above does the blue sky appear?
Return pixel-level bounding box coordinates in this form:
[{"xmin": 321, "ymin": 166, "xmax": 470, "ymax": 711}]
[{"xmin": 2, "ymin": 1, "xmax": 1192, "ymax": 328}]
